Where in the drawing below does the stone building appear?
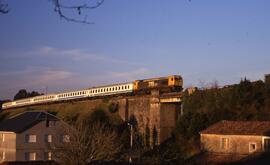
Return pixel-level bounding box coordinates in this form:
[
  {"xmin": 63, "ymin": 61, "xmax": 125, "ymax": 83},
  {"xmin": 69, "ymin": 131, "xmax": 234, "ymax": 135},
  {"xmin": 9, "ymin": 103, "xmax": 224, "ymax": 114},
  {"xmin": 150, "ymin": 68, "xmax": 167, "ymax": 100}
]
[
  {"xmin": 200, "ymin": 120, "xmax": 270, "ymax": 155},
  {"xmin": 0, "ymin": 111, "xmax": 69, "ymax": 162}
]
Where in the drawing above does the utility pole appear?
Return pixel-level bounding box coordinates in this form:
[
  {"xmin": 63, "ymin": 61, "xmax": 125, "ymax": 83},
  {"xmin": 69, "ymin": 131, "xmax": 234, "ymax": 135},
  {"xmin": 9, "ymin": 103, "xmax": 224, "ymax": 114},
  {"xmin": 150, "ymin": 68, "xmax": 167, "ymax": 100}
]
[
  {"xmin": 127, "ymin": 122, "xmax": 133, "ymax": 163},
  {"xmin": 45, "ymin": 86, "xmax": 48, "ymax": 95}
]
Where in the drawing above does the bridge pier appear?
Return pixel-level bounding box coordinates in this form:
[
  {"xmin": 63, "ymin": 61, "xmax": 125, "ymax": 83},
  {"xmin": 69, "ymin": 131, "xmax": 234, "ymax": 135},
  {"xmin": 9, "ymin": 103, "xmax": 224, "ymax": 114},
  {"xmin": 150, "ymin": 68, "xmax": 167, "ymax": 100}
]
[{"xmin": 118, "ymin": 90, "xmax": 182, "ymax": 146}]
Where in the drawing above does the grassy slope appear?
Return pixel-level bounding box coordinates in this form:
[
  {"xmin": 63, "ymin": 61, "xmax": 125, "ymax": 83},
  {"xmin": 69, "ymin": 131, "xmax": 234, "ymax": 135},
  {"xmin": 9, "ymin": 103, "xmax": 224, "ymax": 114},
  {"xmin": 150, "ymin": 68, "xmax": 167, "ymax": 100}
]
[{"xmin": 0, "ymin": 99, "xmax": 122, "ymax": 124}]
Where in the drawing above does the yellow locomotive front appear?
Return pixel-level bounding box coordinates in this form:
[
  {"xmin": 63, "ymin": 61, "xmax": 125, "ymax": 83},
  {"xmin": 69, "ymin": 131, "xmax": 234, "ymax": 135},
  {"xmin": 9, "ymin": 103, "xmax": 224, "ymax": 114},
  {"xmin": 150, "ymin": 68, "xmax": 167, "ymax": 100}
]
[{"xmin": 133, "ymin": 75, "xmax": 183, "ymax": 93}]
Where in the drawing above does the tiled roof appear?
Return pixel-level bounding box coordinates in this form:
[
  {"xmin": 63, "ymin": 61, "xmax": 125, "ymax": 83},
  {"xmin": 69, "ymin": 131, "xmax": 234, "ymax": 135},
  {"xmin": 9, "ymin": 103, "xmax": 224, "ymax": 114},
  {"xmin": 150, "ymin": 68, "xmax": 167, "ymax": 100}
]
[
  {"xmin": 0, "ymin": 111, "xmax": 58, "ymax": 133},
  {"xmin": 200, "ymin": 120, "xmax": 270, "ymax": 136}
]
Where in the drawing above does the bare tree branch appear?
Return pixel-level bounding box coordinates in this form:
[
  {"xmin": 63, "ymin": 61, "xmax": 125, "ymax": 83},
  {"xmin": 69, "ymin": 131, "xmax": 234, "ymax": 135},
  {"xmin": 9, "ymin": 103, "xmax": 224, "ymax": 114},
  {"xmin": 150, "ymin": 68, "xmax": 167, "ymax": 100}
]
[
  {"xmin": 52, "ymin": 0, "xmax": 105, "ymax": 24},
  {"xmin": 0, "ymin": 0, "xmax": 9, "ymax": 14},
  {"xmin": 51, "ymin": 121, "xmax": 122, "ymax": 165}
]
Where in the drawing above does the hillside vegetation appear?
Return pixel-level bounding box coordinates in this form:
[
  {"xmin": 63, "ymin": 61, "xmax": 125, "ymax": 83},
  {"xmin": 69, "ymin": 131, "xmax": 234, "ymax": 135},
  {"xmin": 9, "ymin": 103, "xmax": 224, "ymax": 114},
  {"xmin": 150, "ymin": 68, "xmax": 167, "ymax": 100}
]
[{"xmin": 0, "ymin": 98, "xmax": 122, "ymax": 125}]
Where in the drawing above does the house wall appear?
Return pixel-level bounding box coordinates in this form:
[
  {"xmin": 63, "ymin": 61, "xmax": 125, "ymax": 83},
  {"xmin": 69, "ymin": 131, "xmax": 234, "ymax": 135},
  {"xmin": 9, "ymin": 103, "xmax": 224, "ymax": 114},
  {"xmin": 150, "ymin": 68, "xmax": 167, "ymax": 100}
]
[
  {"xmin": 201, "ymin": 134, "xmax": 265, "ymax": 154},
  {"xmin": 16, "ymin": 120, "xmax": 65, "ymax": 161},
  {"xmin": 0, "ymin": 132, "xmax": 16, "ymax": 162}
]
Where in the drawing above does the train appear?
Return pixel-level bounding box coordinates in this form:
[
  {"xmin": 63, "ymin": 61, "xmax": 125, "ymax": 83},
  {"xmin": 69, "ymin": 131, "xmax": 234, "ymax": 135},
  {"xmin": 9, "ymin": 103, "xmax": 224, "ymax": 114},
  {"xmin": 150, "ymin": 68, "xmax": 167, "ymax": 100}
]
[{"xmin": 2, "ymin": 75, "xmax": 183, "ymax": 110}]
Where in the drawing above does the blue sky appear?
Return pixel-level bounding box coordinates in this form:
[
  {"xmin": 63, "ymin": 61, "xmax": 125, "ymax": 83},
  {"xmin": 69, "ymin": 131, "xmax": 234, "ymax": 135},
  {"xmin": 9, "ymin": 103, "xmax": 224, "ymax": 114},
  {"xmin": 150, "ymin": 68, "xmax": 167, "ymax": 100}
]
[{"xmin": 0, "ymin": 0, "xmax": 270, "ymax": 99}]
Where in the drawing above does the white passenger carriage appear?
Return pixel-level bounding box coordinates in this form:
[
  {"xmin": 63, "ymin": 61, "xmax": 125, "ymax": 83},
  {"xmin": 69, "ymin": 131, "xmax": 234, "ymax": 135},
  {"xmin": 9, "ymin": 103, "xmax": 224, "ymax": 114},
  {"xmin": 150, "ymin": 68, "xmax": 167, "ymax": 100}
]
[{"xmin": 2, "ymin": 82, "xmax": 134, "ymax": 110}]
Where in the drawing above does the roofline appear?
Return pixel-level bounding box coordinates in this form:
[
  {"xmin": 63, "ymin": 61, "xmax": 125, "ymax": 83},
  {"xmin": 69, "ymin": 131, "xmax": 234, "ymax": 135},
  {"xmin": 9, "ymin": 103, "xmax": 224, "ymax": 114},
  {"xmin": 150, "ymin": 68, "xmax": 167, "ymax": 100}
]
[
  {"xmin": 200, "ymin": 133, "xmax": 270, "ymax": 137},
  {"xmin": 7, "ymin": 111, "xmax": 59, "ymax": 120},
  {"xmin": 0, "ymin": 131, "xmax": 15, "ymax": 134}
]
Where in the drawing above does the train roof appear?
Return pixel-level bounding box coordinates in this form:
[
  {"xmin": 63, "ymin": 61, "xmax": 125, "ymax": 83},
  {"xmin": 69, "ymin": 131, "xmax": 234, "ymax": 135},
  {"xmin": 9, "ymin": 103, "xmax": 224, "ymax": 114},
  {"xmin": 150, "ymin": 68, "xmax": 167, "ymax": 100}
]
[
  {"xmin": 135, "ymin": 75, "xmax": 182, "ymax": 82},
  {"xmin": 88, "ymin": 82, "xmax": 133, "ymax": 89}
]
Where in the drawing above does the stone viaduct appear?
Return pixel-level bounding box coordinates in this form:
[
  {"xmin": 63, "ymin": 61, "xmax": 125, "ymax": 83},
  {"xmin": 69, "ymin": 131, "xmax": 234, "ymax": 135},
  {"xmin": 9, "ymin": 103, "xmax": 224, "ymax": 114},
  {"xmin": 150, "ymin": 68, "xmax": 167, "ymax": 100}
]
[{"xmin": 115, "ymin": 90, "xmax": 182, "ymax": 145}]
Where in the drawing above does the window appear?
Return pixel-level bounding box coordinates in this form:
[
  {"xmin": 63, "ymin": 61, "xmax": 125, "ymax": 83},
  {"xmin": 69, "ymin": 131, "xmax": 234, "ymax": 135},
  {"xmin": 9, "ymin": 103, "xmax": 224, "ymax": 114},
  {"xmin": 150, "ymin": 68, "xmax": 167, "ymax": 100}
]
[
  {"xmin": 221, "ymin": 138, "xmax": 229, "ymax": 150},
  {"xmin": 62, "ymin": 135, "xmax": 70, "ymax": 143},
  {"xmin": 0, "ymin": 134, "xmax": 4, "ymax": 142},
  {"xmin": 49, "ymin": 121, "xmax": 56, "ymax": 127},
  {"xmin": 44, "ymin": 152, "xmax": 52, "ymax": 160},
  {"xmin": 45, "ymin": 134, "xmax": 52, "ymax": 143},
  {"xmin": 26, "ymin": 135, "xmax": 37, "ymax": 143},
  {"xmin": 1, "ymin": 151, "xmax": 5, "ymax": 160},
  {"xmin": 25, "ymin": 152, "xmax": 36, "ymax": 161},
  {"xmin": 264, "ymin": 138, "xmax": 270, "ymax": 152},
  {"xmin": 249, "ymin": 143, "xmax": 257, "ymax": 152}
]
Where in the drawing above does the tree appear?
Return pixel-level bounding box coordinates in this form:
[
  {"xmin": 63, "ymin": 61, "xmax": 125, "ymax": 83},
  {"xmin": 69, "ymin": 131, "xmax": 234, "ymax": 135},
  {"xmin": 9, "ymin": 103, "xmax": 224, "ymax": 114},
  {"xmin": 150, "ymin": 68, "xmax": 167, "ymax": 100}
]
[
  {"xmin": 13, "ymin": 89, "xmax": 28, "ymax": 100},
  {"xmin": 0, "ymin": 0, "xmax": 104, "ymax": 24},
  {"xmin": 13, "ymin": 89, "xmax": 43, "ymax": 100},
  {"xmin": 0, "ymin": 0, "xmax": 9, "ymax": 14},
  {"xmin": 52, "ymin": 121, "xmax": 122, "ymax": 165}
]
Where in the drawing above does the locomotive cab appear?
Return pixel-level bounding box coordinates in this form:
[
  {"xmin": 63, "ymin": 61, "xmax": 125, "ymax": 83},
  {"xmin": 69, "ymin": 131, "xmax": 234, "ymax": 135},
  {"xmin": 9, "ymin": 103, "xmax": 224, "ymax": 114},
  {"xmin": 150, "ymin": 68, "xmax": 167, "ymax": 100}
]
[{"xmin": 168, "ymin": 75, "xmax": 183, "ymax": 87}]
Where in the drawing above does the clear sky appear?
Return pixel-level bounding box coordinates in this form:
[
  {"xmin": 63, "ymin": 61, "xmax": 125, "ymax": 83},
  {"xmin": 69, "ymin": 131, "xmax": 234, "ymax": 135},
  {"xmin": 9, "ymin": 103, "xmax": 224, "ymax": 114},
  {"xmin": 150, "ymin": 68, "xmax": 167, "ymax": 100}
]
[{"xmin": 0, "ymin": 0, "xmax": 270, "ymax": 99}]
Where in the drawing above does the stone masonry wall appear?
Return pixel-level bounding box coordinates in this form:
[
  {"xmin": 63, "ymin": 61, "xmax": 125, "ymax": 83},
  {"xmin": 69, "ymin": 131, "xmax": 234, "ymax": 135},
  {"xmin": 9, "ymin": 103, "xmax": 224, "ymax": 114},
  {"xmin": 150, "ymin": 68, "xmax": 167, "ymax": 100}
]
[{"xmin": 117, "ymin": 93, "xmax": 181, "ymax": 146}]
